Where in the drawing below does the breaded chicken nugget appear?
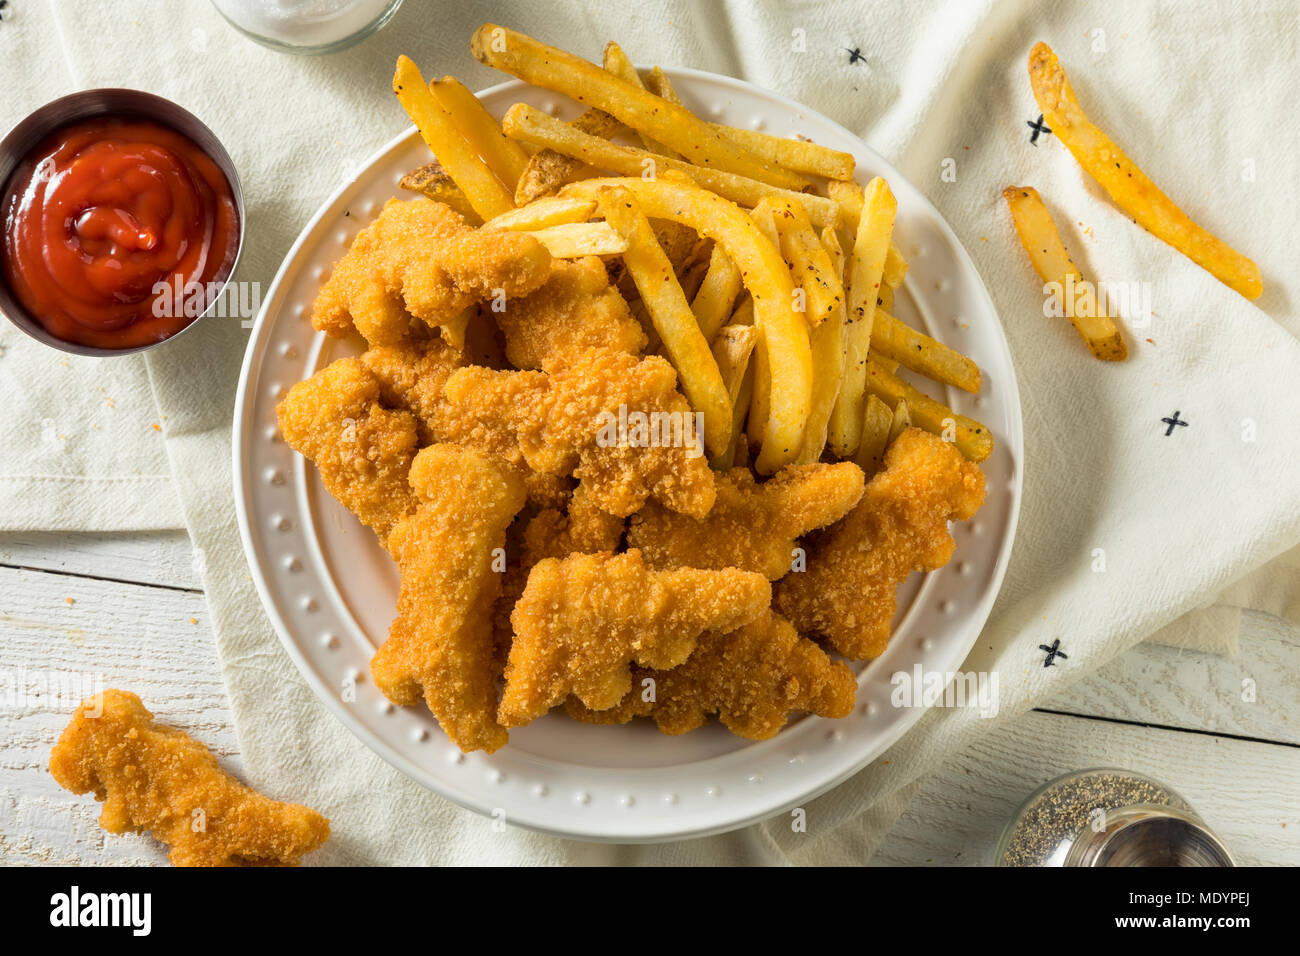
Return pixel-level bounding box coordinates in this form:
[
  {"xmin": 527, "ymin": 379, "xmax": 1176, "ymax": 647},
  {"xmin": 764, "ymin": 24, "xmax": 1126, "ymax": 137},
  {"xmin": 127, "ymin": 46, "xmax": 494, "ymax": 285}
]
[
  {"xmin": 566, "ymin": 611, "xmax": 856, "ymax": 739},
  {"xmin": 312, "ymin": 198, "xmax": 551, "ymax": 348},
  {"xmin": 777, "ymin": 428, "xmax": 986, "ymax": 660},
  {"xmin": 50, "ymin": 690, "xmax": 329, "ymax": 867},
  {"xmin": 494, "ymin": 257, "xmax": 647, "ymax": 369},
  {"xmin": 276, "ymin": 357, "xmax": 420, "ymax": 548},
  {"xmin": 444, "ymin": 347, "xmax": 716, "ymax": 518},
  {"xmin": 628, "ymin": 461, "xmax": 865, "ymax": 579},
  {"xmin": 499, "ymin": 550, "xmax": 770, "ymax": 726},
  {"xmin": 371, "ymin": 444, "xmax": 526, "ymax": 753}
]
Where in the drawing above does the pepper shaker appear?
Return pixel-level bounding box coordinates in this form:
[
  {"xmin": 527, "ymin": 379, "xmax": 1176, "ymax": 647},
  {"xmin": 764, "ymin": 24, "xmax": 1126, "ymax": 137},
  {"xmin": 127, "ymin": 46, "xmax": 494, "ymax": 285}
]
[{"xmin": 996, "ymin": 768, "xmax": 1234, "ymax": 866}]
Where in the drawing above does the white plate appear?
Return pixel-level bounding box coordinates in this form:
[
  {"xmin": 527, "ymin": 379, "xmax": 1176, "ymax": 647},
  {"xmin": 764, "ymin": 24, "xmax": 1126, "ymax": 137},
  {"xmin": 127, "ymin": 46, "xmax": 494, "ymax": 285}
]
[{"xmin": 233, "ymin": 68, "xmax": 1023, "ymax": 843}]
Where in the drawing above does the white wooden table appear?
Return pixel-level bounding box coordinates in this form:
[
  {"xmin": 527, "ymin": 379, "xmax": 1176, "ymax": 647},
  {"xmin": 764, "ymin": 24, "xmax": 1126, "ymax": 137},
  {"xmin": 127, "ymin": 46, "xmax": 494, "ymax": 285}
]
[{"xmin": 3, "ymin": 529, "xmax": 1297, "ymax": 865}]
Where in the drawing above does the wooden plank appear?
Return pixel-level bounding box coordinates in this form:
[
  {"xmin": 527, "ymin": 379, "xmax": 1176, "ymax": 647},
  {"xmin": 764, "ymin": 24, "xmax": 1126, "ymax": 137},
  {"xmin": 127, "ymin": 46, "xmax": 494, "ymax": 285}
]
[
  {"xmin": 873, "ymin": 708, "xmax": 1300, "ymax": 866},
  {"xmin": 1045, "ymin": 611, "xmax": 1300, "ymax": 746},
  {"xmin": 0, "ymin": 531, "xmax": 200, "ymax": 591},
  {"xmin": 0, "ymin": 566, "xmax": 235, "ymax": 865}
]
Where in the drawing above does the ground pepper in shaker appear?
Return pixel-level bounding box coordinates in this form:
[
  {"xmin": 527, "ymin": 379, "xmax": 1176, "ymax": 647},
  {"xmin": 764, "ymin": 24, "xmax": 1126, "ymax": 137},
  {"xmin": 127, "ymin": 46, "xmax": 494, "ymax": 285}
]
[{"xmin": 996, "ymin": 768, "xmax": 1234, "ymax": 866}]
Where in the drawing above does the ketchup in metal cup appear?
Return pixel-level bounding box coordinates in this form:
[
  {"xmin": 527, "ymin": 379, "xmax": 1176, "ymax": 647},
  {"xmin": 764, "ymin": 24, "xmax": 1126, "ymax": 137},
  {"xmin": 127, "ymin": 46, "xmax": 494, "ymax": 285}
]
[{"xmin": 1, "ymin": 116, "xmax": 239, "ymax": 350}]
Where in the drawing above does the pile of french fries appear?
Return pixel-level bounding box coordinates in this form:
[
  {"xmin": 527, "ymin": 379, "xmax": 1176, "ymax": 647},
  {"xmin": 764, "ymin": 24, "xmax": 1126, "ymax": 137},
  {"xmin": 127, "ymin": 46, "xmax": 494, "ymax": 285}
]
[{"xmin": 392, "ymin": 24, "xmax": 993, "ymax": 475}]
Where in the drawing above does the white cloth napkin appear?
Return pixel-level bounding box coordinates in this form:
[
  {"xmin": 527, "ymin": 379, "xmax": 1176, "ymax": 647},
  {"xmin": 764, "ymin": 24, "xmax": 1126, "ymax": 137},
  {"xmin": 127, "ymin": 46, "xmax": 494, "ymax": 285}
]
[{"xmin": 8, "ymin": 0, "xmax": 1300, "ymax": 864}]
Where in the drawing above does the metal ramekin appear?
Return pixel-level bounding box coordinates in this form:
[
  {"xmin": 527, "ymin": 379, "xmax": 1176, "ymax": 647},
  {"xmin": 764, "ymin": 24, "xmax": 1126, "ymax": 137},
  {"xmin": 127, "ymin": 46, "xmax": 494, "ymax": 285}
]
[{"xmin": 0, "ymin": 89, "xmax": 245, "ymax": 357}]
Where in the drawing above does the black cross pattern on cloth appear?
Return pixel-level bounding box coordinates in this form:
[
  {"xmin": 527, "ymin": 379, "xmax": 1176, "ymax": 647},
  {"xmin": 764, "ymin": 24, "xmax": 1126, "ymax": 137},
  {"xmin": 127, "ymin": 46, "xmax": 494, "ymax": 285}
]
[
  {"xmin": 844, "ymin": 47, "xmax": 867, "ymax": 65},
  {"xmin": 1027, "ymin": 114, "xmax": 1052, "ymax": 145},
  {"xmin": 1039, "ymin": 639, "xmax": 1068, "ymax": 667},
  {"xmin": 1161, "ymin": 411, "xmax": 1189, "ymax": 436},
  {"xmin": 0, "ymin": 1, "xmax": 8, "ymax": 22}
]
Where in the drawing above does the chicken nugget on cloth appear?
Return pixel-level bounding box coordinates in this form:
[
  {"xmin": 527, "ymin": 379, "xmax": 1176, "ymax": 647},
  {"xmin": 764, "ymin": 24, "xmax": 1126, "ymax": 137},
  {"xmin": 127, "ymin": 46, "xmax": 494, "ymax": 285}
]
[
  {"xmin": 371, "ymin": 443, "xmax": 527, "ymax": 753},
  {"xmin": 566, "ymin": 611, "xmax": 856, "ymax": 740},
  {"xmin": 312, "ymin": 198, "xmax": 551, "ymax": 348},
  {"xmin": 499, "ymin": 550, "xmax": 770, "ymax": 727},
  {"xmin": 777, "ymin": 428, "xmax": 986, "ymax": 661},
  {"xmin": 444, "ymin": 347, "xmax": 716, "ymax": 518},
  {"xmin": 276, "ymin": 356, "xmax": 421, "ymax": 549},
  {"xmin": 627, "ymin": 461, "xmax": 865, "ymax": 580},
  {"xmin": 49, "ymin": 690, "xmax": 329, "ymax": 867}
]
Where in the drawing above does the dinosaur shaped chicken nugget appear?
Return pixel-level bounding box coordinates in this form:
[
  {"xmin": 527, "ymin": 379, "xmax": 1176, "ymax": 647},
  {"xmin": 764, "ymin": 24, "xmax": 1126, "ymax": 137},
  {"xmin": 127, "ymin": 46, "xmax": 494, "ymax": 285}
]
[
  {"xmin": 312, "ymin": 197, "xmax": 552, "ymax": 348},
  {"xmin": 566, "ymin": 611, "xmax": 857, "ymax": 739},
  {"xmin": 777, "ymin": 428, "xmax": 986, "ymax": 660},
  {"xmin": 499, "ymin": 550, "xmax": 770, "ymax": 727},
  {"xmin": 444, "ymin": 347, "xmax": 716, "ymax": 518},
  {"xmin": 371, "ymin": 443, "xmax": 526, "ymax": 753},
  {"xmin": 50, "ymin": 690, "xmax": 329, "ymax": 867},
  {"xmin": 627, "ymin": 461, "xmax": 865, "ymax": 579}
]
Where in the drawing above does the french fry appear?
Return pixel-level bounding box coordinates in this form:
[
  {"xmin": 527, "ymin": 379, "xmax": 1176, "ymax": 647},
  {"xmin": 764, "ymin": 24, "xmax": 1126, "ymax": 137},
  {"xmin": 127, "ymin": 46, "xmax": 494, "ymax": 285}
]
[
  {"xmin": 692, "ymin": 244, "xmax": 744, "ymax": 341},
  {"xmin": 853, "ymin": 394, "xmax": 893, "ymax": 474},
  {"xmin": 866, "ymin": 348, "xmax": 900, "ymax": 374},
  {"xmin": 679, "ymin": 259, "xmax": 710, "ymax": 301},
  {"xmin": 472, "ymin": 24, "xmax": 808, "ymax": 191},
  {"xmin": 645, "ymin": 67, "xmax": 856, "ymax": 180},
  {"xmin": 398, "ymin": 162, "xmax": 482, "ymax": 223},
  {"xmin": 729, "ymin": 294, "xmax": 755, "ymax": 327},
  {"xmin": 514, "ymin": 109, "xmax": 622, "ymax": 205},
  {"xmin": 597, "ymin": 186, "xmax": 733, "ymax": 456},
  {"xmin": 710, "ymin": 325, "xmax": 758, "ymax": 471},
  {"xmin": 562, "ymin": 177, "xmax": 812, "ymax": 473},
  {"xmin": 1003, "ymin": 185, "xmax": 1127, "ymax": 361},
  {"xmin": 1028, "ymin": 42, "xmax": 1261, "ymax": 300},
  {"xmin": 820, "ymin": 225, "xmax": 845, "ymax": 284},
  {"xmin": 394, "ymin": 56, "xmax": 514, "ymax": 221},
  {"xmin": 828, "ymin": 176, "xmax": 896, "ymax": 457},
  {"xmin": 483, "ymin": 196, "xmax": 597, "ymax": 231},
  {"xmin": 710, "ymin": 125, "xmax": 855, "ymax": 181},
  {"xmin": 870, "ymin": 309, "xmax": 982, "ymax": 391},
  {"xmin": 711, "ymin": 324, "xmax": 758, "ymax": 398},
  {"xmin": 430, "ymin": 75, "xmax": 531, "ymax": 190},
  {"xmin": 748, "ymin": 198, "xmax": 781, "ymax": 246},
  {"xmin": 795, "ymin": 225, "xmax": 849, "ymax": 464},
  {"xmin": 602, "ymin": 42, "xmax": 679, "ymax": 158},
  {"xmin": 878, "ymin": 283, "xmax": 894, "ymax": 313},
  {"xmin": 501, "ymin": 103, "xmax": 840, "ymax": 228},
  {"xmin": 773, "ymin": 204, "xmax": 846, "ymax": 464},
  {"xmin": 775, "ymin": 199, "xmax": 843, "ymax": 327},
  {"xmin": 523, "ymin": 221, "xmax": 629, "ymax": 257},
  {"xmin": 864, "ymin": 357, "xmax": 992, "ymax": 462},
  {"xmin": 828, "ymin": 180, "xmax": 908, "ymax": 287},
  {"xmin": 644, "ymin": 67, "xmax": 683, "ymax": 103},
  {"xmin": 886, "ymin": 399, "xmax": 912, "ymax": 445},
  {"xmin": 883, "ymin": 243, "xmax": 908, "ymax": 289}
]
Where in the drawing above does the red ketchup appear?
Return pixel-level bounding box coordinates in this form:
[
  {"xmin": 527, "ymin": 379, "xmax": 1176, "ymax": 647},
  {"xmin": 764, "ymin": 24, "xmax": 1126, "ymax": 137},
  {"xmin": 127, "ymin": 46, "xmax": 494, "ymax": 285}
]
[{"xmin": 2, "ymin": 116, "xmax": 239, "ymax": 349}]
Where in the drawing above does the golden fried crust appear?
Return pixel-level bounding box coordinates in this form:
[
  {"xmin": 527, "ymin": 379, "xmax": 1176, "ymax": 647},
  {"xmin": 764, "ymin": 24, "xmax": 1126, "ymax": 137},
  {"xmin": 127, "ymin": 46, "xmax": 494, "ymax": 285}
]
[
  {"xmin": 49, "ymin": 690, "xmax": 329, "ymax": 867},
  {"xmin": 312, "ymin": 198, "xmax": 552, "ymax": 348},
  {"xmin": 627, "ymin": 461, "xmax": 865, "ymax": 579},
  {"xmin": 361, "ymin": 339, "xmax": 571, "ymax": 508},
  {"xmin": 566, "ymin": 611, "xmax": 857, "ymax": 739},
  {"xmin": 275, "ymin": 358, "xmax": 420, "ymax": 548},
  {"xmin": 776, "ymin": 428, "xmax": 986, "ymax": 660},
  {"xmin": 444, "ymin": 347, "xmax": 717, "ymax": 518},
  {"xmin": 371, "ymin": 444, "xmax": 527, "ymax": 754},
  {"xmin": 492, "ymin": 482, "xmax": 626, "ymax": 665},
  {"xmin": 494, "ymin": 257, "xmax": 647, "ymax": 369},
  {"xmin": 360, "ymin": 339, "xmax": 467, "ymax": 441},
  {"xmin": 499, "ymin": 550, "xmax": 771, "ymax": 727}
]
